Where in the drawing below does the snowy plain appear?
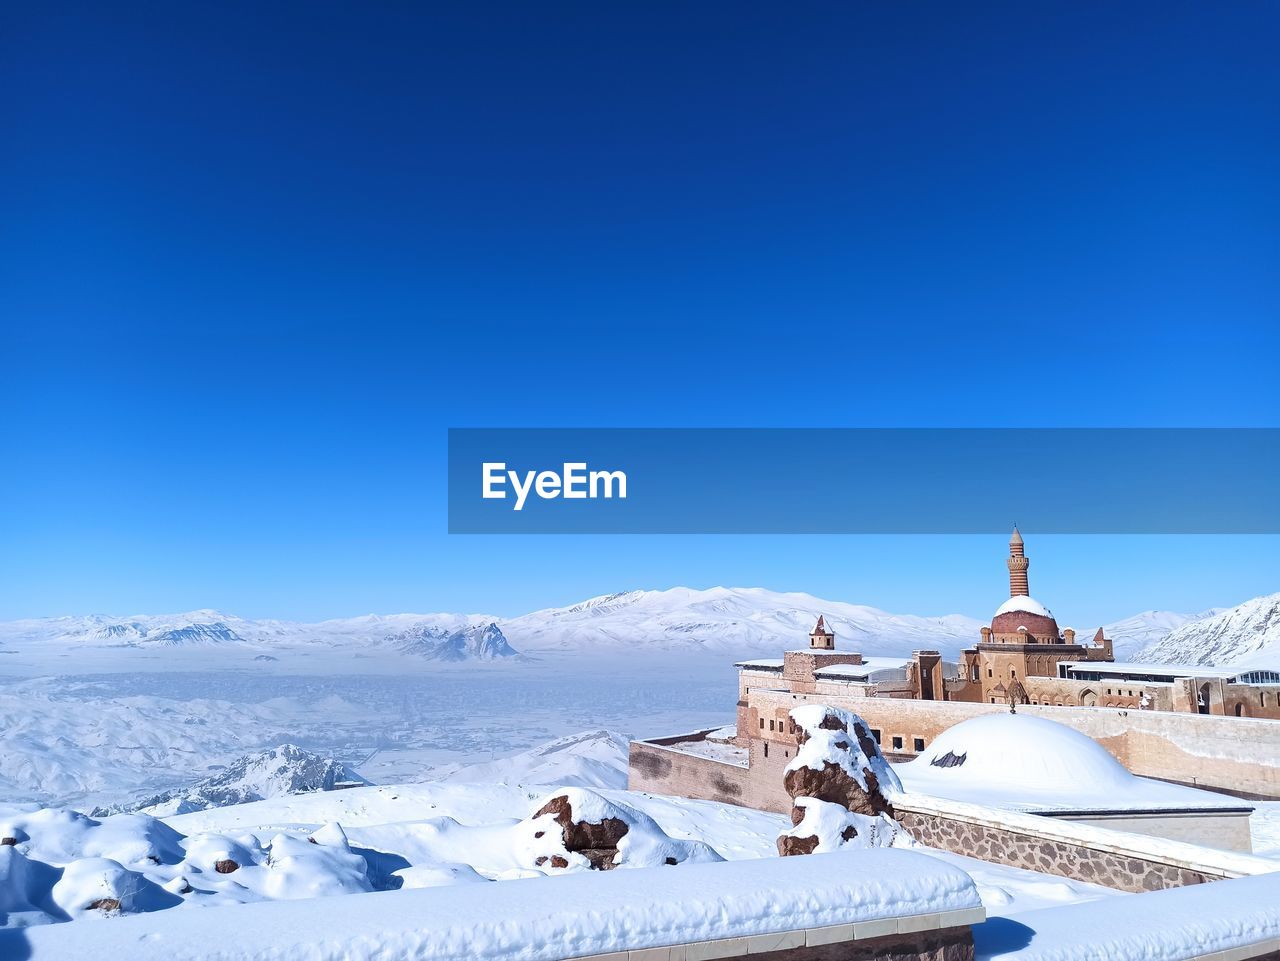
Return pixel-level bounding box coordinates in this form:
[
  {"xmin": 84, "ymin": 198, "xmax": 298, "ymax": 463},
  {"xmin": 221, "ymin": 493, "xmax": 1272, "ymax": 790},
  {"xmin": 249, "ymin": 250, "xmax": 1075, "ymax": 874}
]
[{"xmin": 0, "ymin": 650, "xmax": 732, "ymax": 810}]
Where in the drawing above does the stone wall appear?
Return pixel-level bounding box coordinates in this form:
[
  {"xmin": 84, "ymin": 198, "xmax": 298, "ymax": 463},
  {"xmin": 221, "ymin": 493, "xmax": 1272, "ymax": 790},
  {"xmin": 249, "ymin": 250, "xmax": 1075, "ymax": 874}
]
[
  {"xmin": 741, "ymin": 690, "xmax": 1280, "ymax": 798},
  {"xmin": 628, "ymin": 737, "xmax": 781, "ymax": 812},
  {"xmin": 894, "ymin": 795, "xmax": 1279, "ymax": 894}
]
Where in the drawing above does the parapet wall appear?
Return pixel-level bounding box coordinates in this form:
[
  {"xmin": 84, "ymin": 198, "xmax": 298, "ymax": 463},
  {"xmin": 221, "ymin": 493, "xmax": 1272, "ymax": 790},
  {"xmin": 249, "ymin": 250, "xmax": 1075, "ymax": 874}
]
[
  {"xmin": 629, "ymin": 735, "xmax": 780, "ymax": 811},
  {"xmin": 895, "ymin": 793, "xmax": 1278, "ymax": 893}
]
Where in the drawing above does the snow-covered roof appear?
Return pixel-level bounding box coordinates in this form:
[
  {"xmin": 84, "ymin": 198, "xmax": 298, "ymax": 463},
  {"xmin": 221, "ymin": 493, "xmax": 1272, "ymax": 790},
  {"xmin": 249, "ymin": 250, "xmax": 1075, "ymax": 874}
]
[
  {"xmin": 974, "ymin": 872, "xmax": 1280, "ymax": 961},
  {"xmin": 895, "ymin": 713, "xmax": 1246, "ymax": 813},
  {"xmin": 815, "ymin": 656, "xmax": 914, "ymax": 681},
  {"xmin": 734, "ymin": 658, "xmax": 784, "ymax": 671},
  {"xmin": 994, "ymin": 595, "xmax": 1053, "ymax": 618},
  {"xmin": 1057, "ymin": 661, "xmax": 1243, "ymax": 681}
]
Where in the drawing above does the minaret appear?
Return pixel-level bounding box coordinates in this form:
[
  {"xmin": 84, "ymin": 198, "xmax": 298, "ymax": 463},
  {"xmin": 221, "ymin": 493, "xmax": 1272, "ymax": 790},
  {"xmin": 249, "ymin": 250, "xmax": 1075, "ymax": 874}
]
[
  {"xmin": 809, "ymin": 615, "xmax": 835, "ymax": 651},
  {"xmin": 1007, "ymin": 526, "xmax": 1029, "ymax": 597}
]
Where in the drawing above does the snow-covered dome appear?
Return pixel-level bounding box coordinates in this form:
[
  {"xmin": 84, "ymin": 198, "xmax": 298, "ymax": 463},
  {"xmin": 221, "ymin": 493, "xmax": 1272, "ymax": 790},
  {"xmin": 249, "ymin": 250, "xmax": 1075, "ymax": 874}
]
[
  {"xmin": 990, "ymin": 595, "xmax": 1060, "ymax": 639},
  {"xmin": 895, "ymin": 714, "xmax": 1225, "ymax": 810},
  {"xmin": 993, "ymin": 596, "xmax": 1052, "ymax": 618}
]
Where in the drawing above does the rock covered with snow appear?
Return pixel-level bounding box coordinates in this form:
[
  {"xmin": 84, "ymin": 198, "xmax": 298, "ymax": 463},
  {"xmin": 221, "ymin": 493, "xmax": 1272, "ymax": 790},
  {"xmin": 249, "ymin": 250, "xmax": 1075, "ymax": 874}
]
[
  {"xmin": 524, "ymin": 788, "xmax": 723, "ymax": 872},
  {"xmin": 784, "ymin": 705, "xmax": 902, "ymax": 816},
  {"xmin": 103, "ymin": 744, "xmax": 368, "ymax": 817},
  {"xmin": 778, "ymin": 798, "xmax": 906, "ymax": 855},
  {"xmin": 778, "ymin": 706, "xmax": 905, "ymax": 857}
]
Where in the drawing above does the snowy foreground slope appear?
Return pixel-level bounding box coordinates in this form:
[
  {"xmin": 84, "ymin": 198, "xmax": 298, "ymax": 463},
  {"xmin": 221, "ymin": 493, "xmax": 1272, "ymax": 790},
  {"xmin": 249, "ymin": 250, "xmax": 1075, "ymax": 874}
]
[{"xmin": 0, "ymin": 780, "xmax": 1113, "ymax": 931}]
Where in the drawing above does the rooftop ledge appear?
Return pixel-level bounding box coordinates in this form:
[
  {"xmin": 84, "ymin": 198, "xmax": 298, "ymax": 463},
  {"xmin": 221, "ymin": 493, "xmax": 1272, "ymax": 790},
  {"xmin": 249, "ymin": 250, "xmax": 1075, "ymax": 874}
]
[{"xmin": 0, "ymin": 849, "xmax": 985, "ymax": 961}]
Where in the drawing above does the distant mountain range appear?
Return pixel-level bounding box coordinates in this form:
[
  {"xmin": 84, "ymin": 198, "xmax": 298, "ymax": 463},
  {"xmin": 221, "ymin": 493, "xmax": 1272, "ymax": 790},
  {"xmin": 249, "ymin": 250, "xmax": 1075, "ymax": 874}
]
[
  {"xmin": 1098, "ymin": 609, "xmax": 1224, "ymax": 660},
  {"xmin": 1134, "ymin": 593, "xmax": 1280, "ymax": 668},
  {"xmin": 0, "ymin": 610, "xmax": 520, "ymax": 662},
  {"xmin": 1, "ymin": 587, "xmax": 1275, "ymax": 666},
  {"xmin": 504, "ymin": 588, "xmax": 985, "ymax": 657}
]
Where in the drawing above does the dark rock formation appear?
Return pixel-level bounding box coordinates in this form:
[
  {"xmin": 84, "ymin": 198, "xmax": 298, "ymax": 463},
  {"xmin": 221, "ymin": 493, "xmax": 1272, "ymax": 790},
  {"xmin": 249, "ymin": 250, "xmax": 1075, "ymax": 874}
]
[
  {"xmin": 533, "ymin": 793, "xmax": 630, "ymax": 870},
  {"xmin": 782, "ymin": 712, "xmax": 895, "ymax": 819},
  {"xmin": 778, "ymin": 706, "xmax": 903, "ymax": 856},
  {"xmin": 777, "ymin": 834, "xmax": 820, "ymax": 857}
]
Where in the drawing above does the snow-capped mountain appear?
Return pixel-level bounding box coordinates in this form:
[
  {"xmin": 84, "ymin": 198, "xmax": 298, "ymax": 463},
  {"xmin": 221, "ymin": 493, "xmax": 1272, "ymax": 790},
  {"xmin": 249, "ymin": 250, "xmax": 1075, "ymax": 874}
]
[
  {"xmin": 0, "ymin": 589, "xmax": 986, "ymax": 660},
  {"xmin": 4, "ymin": 587, "xmax": 1264, "ymax": 664},
  {"xmin": 500, "ymin": 587, "xmax": 985, "ymax": 657},
  {"xmin": 386, "ymin": 622, "xmax": 520, "ymax": 661},
  {"xmin": 1137, "ymin": 593, "xmax": 1280, "ymax": 667},
  {"xmin": 0, "ymin": 609, "xmax": 504, "ymax": 660},
  {"xmin": 1095, "ymin": 609, "xmax": 1219, "ymax": 660},
  {"xmin": 106, "ymin": 744, "xmax": 368, "ymax": 817}
]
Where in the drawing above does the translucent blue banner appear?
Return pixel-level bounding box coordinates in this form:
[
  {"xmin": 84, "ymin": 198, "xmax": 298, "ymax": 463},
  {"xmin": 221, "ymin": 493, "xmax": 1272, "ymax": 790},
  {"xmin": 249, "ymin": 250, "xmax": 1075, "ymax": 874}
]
[{"xmin": 447, "ymin": 429, "xmax": 1280, "ymax": 534}]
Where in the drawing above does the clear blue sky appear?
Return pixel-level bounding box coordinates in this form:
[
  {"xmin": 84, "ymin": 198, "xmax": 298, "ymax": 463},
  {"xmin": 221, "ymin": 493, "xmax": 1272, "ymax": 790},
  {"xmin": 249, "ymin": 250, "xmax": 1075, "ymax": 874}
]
[{"xmin": 2, "ymin": 2, "xmax": 1277, "ymax": 625}]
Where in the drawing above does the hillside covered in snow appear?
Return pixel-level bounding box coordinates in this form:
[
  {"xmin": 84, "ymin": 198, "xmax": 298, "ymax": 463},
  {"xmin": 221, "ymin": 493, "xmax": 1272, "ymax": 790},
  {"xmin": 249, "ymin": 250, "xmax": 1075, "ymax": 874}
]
[
  {"xmin": 0, "ymin": 588, "xmax": 989, "ymax": 661},
  {"xmin": 1137, "ymin": 593, "xmax": 1280, "ymax": 667},
  {"xmin": 1097, "ymin": 608, "xmax": 1220, "ymax": 660},
  {"xmin": 502, "ymin": 587, "xmax": 986, "ymax": 656}
]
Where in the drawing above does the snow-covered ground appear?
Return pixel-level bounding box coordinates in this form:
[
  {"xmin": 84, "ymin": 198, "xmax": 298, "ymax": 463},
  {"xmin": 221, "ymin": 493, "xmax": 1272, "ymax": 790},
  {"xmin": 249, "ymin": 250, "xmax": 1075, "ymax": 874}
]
[{"xmin": 0, "ymin": 775, "xmax": 1120, "ymax": 954}]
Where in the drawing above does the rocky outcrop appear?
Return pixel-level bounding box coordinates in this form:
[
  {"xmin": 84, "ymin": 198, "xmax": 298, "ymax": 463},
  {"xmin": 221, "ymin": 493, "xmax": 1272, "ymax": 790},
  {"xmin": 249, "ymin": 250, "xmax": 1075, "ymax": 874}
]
[
  {"xmin": 532, "ymin": 793, "xmax": 630, "ymax": 870},
  {"xmin": 778, "ymin": 705, "xmax": 906, "ymax": 856},
  {"xmin": 523, "ymin": 788, "xmax": 723, "ymax": 874},
  {"xmin": 106, "ymin": 744, "xmax": 368, "ymax": 817}
]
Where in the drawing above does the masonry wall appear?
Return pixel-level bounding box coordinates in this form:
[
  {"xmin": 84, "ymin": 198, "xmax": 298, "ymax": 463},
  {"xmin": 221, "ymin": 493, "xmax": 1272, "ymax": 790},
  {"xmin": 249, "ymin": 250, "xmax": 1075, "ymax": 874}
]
[
  {"xmin": 628, "ymin": 738, "xmax": 789, "ymax": 813},
  {"xmin": 741, "ymin": 690, "xmax": 1280, "ymax": 798},
  {"xmin": 894, "ymin": 796, "xmax": 1278, "ymax": 894}
]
